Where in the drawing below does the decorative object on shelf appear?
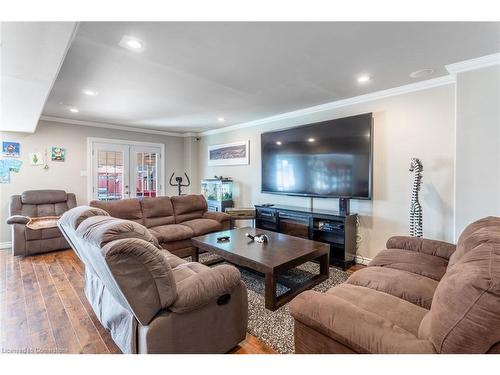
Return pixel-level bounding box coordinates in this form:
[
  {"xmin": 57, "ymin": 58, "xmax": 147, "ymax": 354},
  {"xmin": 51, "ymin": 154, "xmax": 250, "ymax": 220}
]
[
  {"xmin": 409, "ymin": 157, "xmax": 423, "ymax": 238},
  {"xmin": 51, "ymin": 146, "xmax": 66, "ymax": 161},
  {"xmin": 201, "ymin": 177, "xmax": 234, "ymax": 212},
  {"xmin": 245, "ymin": 232, "xmax": 269, "ymax": 243},
  {"xmin": 29, "ymin": 152, "xmax": 44, "ymax": 166},
  {"xmin": 2, "ymin": 141, "xmax": 20, "ymax": 158},
  {"xmin": 207, "ymin": 140, "xmax": 249, "ymax": 166},
  {"xmin": 169, "ymin": 172, "xmax": 191, "ymax": 195},
  {"xmin": 0, "ymin": 158, "xmax": 22, "ymax": 183}
]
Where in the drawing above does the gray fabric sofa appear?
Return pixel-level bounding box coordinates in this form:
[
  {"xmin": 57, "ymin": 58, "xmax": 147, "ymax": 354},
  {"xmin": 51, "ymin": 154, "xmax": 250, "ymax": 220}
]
[
  {"xmin": 58, "ymin": 205, "xmax": 248, "ymax": 354},
  {"xmin": 6, "ymin": 190, "xmax": 77, "ymax": 256}
]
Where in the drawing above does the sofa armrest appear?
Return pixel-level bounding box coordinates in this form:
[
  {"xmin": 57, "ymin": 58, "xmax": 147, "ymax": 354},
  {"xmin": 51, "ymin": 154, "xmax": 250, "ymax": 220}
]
[
  {"xmin": 202, "ymin": 211, "xmax": 230, "ymax": 223},
  {"xmin": 386, "ymin": 236, "xmax": 456, "ymax": 260},
  {"xmin": 290, "ymin": 290, "xmax": 436, "ymax": 354},
  {"xmin": 6, "ymin": 215, "xmax": 30, "ymax": 225},
  {"xmin": 170, "ymin": 264, "xmax": 241, "ymax": 313}
]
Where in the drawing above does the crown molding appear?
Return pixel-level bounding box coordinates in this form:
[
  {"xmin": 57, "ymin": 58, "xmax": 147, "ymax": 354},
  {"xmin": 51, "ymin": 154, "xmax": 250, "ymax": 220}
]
[
  {"xmin": 199, "ymin": 74, "xmax": 456, "ymax": 136},
  {"xmin": 39, "ymin": 116, "xmax": 188, "ymax": 137},
  {"xmin": 446, "ymin": 53, "xmax": 500, "ymax": 74}
]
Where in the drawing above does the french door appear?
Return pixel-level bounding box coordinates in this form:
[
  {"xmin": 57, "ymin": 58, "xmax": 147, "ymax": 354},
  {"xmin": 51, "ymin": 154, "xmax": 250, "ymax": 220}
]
[{"xmin": 89, "ymin": 139, "xmax": 164, "ymax": 201}]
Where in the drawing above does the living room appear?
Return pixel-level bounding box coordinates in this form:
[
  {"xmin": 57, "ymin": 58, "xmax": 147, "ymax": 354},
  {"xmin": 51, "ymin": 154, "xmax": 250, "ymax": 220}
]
[{"xmin": 1, "ymin": 1, "xmax": 499, "ymax": 373}]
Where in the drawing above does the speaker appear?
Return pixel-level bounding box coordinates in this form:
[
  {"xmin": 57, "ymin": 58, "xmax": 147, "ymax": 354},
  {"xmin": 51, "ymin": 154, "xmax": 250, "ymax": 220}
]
[{"xmin": 339, "ymin": 198, "xmax": 350, "ymax": 215}]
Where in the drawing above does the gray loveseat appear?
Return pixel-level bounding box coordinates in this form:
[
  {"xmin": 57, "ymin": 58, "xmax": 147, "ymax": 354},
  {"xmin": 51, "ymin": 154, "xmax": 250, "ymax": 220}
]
[{"xmin": 58, "ymin": 205, "xmax": 248, "ymax": 354}]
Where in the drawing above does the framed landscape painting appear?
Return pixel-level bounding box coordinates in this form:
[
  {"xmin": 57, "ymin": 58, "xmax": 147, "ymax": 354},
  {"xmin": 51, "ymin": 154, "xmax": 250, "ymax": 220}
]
[{"xmin": 207, "ymin": 141, "xmax": 249, "ymax": 166}]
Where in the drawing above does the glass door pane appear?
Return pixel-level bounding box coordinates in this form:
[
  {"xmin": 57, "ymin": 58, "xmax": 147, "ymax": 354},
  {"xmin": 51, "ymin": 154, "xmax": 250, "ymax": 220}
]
[
  {"xmin": 131, "ymin": 147, "xmax": 160, "ymax": 198},
  {"xmin": 92, "ymin": 143, "xmax": 130, "ymax": 201}
]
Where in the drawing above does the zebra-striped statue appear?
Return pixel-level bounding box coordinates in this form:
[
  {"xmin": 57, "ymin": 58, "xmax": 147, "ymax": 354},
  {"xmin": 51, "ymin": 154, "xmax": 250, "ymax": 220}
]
[{"xmin": 409, "ymin": 157, "xmax": 423, "ymax": 237}]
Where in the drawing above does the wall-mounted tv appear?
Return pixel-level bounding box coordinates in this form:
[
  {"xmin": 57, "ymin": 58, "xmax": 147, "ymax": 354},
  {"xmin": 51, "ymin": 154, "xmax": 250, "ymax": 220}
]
[{"xmin": 261, "ymin": 113, "xmax": 373, "ymax": 199}]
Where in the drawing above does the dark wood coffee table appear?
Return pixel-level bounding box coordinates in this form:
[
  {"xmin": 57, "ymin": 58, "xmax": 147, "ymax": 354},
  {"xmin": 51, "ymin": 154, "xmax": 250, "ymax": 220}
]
[{"xmin": 191, "ymin": 228, "xmax": 329, "ymax": 311}]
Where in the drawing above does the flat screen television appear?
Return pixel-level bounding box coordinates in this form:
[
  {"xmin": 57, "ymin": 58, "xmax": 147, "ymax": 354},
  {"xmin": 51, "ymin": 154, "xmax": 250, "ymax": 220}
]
[{"xmin": 261, "ymin": 113, "xmax": 373, "ymax": 199}]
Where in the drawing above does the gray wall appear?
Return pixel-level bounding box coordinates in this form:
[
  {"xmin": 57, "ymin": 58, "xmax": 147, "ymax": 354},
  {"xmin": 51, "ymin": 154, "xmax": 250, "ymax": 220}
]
[
  {"xmin": 0, "ymin": 120, "xmax": 185, "ymax": 243},
  {"xmin": 455, "ymin": 65, "xmax": 500, "ymax": 237},
  {"xmin": 197, "ymin": 85, "xmax": 456, "ymax": 261}
]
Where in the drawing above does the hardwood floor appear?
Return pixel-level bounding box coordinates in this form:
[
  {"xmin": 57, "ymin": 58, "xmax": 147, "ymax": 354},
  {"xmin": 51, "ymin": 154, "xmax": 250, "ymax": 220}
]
[
  {"xmin": 0, "ymin": 248, "xmax": 363, "ymax": 354},
  {"xmin": 0, "ymin": 248, "xmax": 276, "ymax": 354}
]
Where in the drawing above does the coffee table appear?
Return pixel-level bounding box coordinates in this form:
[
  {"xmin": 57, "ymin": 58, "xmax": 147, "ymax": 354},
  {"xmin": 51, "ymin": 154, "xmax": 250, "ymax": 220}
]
[{"xmin": 191, "ymin": 228, "xmax": 329, "ymax": 311}]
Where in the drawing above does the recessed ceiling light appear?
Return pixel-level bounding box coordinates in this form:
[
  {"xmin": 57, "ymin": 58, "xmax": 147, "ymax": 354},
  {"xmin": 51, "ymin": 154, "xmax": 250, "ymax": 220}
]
[
  {"xmin": 357, "ymin": 74, "xmax": 371, "ymax": 84},
  {"xmin": 409, "ymin": 68, "xmax": 435, "ymax": 79},
  {"xmin": 217, "ymin": 117, "xmax": 225, "ymax": 122},
  {"xmin": 69, "ymin": 107, "xmax": 79, "ymax": 113},
  {"xmin": 119, "ymin": 35, "xmax": 144, "ymax": 52},
  {"xmin": 83, "ymin": 89, "xmax": 98, "ymax": 96},
  {"xmin": 276, "ymin": 141, "xmax": 282, "ymax": 146},
  {"xmin": 308, "ymin": 138, "xmax": 315, "ymax": 143}
]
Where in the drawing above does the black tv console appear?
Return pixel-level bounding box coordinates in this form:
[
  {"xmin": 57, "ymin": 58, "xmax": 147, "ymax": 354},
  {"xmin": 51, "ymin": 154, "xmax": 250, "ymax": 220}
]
[{"xmin": 254, "ymin": 204, "xmax": 357, "ymax": 270}]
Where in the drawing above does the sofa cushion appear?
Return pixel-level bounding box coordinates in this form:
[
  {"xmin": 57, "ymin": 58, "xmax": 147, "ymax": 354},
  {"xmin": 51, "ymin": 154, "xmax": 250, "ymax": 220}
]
[
  {"xmin": 25, "ymin": 226, "xmax": 62, "ymax": 241},
  {"xmin": 102, "ymin": 238, "xmax": 177, "ymax": 326},
  {"xmin": 180, "ymin": 218, "xmax": 222, "ymax": 236},
  {"xmin": 162, "ymin": 250, "xmax": 189, "ymax": 268},
  {"xmin": 171, "ymin": 261, "xmax": 209, "ymax": 283},
  {"xmin": 290, "ymin": 284, "xmax": 434, "ymax": 353},
  {"xmin": 140, "ymin": 197, "xmax": 175, "ymax": 228},
  {"xmin": 418, "ymin": 232, "xmax": 500, "ymax": 353},
  {"xmin": 171, "ymin": 195, "xmax": 207, "ymax": 223},
  {"xmin": 77, "ymin": 216, "xmax": 160, "ymax": 248},
  {"xmin": 21, "ymin": 190, "xmax": 68, "ymax": 204},
  {"xmin": 346, "ymin": 266, "xmax": 438, "ymax": 309},
  {"xmin": 369, "ymin": 249, "xmax": 448, "ymax": 281},
  {"xmin": 149, "ymin": 224, "xmax": 194, "ymax": 243},
  {"xmin": 90, "ymin": 198, "xmax": 144, "ymax": 224},
  {"xmin": 448, "ymin": 216, "xmax": 500, "ymax": 268},
  {"xmin": 58, "ymin": 205, "xmax": 110, "ymax": 230}
]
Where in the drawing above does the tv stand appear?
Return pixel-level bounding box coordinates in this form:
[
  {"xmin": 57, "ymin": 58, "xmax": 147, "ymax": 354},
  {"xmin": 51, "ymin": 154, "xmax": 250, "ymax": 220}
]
[{"xmin": 254, "ymin": 204, "xmax": 357, "ymax": 270}]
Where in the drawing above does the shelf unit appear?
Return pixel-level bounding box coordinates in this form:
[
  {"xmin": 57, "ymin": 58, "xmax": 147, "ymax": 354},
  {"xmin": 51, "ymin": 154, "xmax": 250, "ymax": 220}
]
[{"xmin": 255, "ymin": 204, "xmax": 357, "ymax": 270}]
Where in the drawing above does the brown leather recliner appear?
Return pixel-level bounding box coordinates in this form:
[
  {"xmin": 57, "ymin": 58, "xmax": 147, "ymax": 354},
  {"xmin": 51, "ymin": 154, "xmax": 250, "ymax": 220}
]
[
  {"xmin": 290, "ymin": 216, "xmax": 500, "ymax": 354},
  {"xmin": 58, "ymin": 206, "xmax": 248, "ymax": 354},
  {"xmin": 6, "ymin": 190, "xmax": 77, "ymax": 256}
]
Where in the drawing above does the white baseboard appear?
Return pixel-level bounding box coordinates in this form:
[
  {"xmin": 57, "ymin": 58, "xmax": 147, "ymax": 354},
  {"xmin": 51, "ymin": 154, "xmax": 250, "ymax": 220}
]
[
  {"xmin": 0, "ymin": 241, "xmax": 12, "ymax": 250},
  {"xmin": 355, "ymin": 255, "xmax": 372, "ymax": 266}
]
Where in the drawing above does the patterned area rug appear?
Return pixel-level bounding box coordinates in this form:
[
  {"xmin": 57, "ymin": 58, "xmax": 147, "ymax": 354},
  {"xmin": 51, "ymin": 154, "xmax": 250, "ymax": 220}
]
[{"xmin": 196, "ymin": 253, "xmax": 349, "ymax": 354}]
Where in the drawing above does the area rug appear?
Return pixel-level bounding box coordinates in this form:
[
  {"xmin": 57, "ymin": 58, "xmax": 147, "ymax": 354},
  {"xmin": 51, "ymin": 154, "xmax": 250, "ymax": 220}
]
[{"xmin": 196, "ymin": 253, "xmax": 349, "ymax": 354}]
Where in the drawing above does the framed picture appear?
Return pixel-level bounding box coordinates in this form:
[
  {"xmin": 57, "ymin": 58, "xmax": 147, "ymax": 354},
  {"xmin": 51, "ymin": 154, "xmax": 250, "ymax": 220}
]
[
  {"xmin": 208, "ymin": 141, "xmax": 249, "ymax": 166},
  {"xmin": 29, "ymin": 152, "xmax": 44, "ymax": 165},
  {"xmin": 2, "ymin": 141, "xmax": 20, "ymax": 158},
  {"xmin": 51, "ymin": 146, "xmax": 66, "ymax": 161}
]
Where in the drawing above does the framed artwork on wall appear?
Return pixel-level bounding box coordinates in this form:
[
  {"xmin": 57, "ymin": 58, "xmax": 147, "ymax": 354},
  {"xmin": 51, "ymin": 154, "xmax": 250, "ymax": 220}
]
[
  {"xmin": 207, "ymin": 140, "xmax": 249, "ymax": 166},
  {"xmin": 2, "ymin": 141, "xmax": 20, "ymax": 158},
  {"xmin": 30, "ymin": 152, "xmax": 44, "ymax": 165},
  {"xmin": 51, "ymin": 146, "xmax": 66, "ymax": 161}
]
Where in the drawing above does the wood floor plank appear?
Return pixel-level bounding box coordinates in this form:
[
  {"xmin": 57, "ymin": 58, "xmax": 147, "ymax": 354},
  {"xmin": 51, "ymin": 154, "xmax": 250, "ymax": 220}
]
[
  {"xmin": 54, "ymin": 252, "xmax": 121, "ymax": 354},
  {"xmin": 31, "ymin": 255, "xmax": 82, "ymax": 354},
  {"xmin": 18, "ymin": 256, "xmax": 57, "ymax": 351},
  {"xmin": 4, "ymin": 255, "xmax": 31, "ymax": 352},
  {"xmin": 45, "ymin": 253, "xmax": 109, "ymax": 354},
  {"xmin": 0, "ymin": 250, "xmax": 7, "ymax": 349}
]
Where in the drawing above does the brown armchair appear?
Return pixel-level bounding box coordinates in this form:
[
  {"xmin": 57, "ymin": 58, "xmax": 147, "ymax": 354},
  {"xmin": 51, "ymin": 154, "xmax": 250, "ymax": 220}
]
[{"xmin": 6, "ymin": 190, "xmax": 77, "ymax": 256}]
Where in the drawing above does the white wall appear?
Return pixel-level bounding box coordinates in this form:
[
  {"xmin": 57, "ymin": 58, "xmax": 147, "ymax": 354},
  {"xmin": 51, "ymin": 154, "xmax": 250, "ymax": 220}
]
[
  {"xmin": 455, "ymin": 65, "xmax": 500, "ymax": 237},
  {"xmin": 0, "ymin": 120, "xmax": 185, "ymax": 243},
  {"xmin": 197, "ymin": 85, "xmax": 456, "ymax": 260}
]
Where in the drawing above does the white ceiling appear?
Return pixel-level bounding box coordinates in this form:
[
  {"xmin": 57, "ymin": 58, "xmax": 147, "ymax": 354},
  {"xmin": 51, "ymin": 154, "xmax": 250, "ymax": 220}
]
[
  {"xmin": 1, "ymin": 22, "xmax": 77, "ymax": 132},
  {"xmin": 38, "ymin": 22, "xmax": 500, "ymax": 133}
]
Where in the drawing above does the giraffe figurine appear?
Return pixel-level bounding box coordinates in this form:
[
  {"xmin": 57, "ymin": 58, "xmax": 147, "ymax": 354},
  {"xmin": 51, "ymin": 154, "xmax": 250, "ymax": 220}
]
[{"xmin": 409, "ymin": 157, "xmax": 423, "ymax": 237}]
